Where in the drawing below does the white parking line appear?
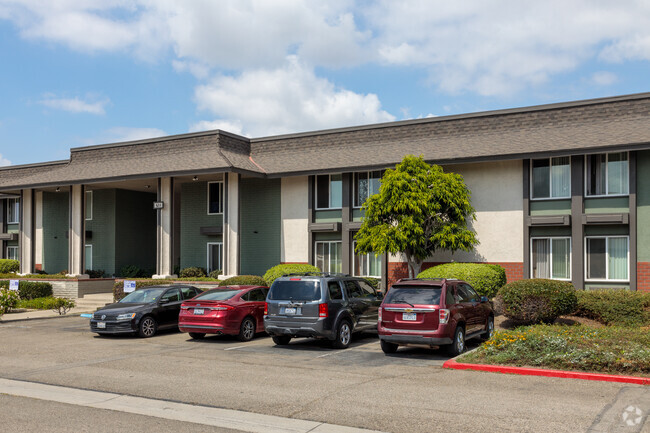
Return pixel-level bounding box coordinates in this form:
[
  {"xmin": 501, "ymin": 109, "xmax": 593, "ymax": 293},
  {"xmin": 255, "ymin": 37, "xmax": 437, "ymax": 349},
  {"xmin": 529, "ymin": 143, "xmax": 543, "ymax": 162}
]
[
  {"xmin": 315, "ymin": 351, "xmax": 338, "ymax": 359},
  {"xmin": 224, "ymin": 346, "xmax": 247, "ymax": 351}
]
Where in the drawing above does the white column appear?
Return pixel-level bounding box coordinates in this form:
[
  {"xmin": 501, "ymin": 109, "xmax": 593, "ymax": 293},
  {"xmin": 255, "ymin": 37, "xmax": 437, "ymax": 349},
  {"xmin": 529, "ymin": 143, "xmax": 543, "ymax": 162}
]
[
  {"xmin": 19, "ymin": 189, "xmax": 34, "ymax": 275},
  {"xmin": 34, "ymin": 191, "xmax": 43, "ymax": 271},
  {"xmin": 224, "ymin": 173, "xmax": 239, "ymax": 277},
  {"xmin": 153, "ymin": 177, "xmax": 176, "ymax": 279},
  {"xmin": 67, "ymin": 184, "xmax": 88, "ymax": 278}
]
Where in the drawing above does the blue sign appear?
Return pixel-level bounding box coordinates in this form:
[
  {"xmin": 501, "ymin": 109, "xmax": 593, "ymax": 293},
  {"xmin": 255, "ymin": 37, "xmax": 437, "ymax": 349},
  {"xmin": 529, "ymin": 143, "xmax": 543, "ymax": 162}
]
[
  {"xmin": 124, "ymin": 280, "xmax": 136, "ymax": 293},
  {"xmin": 9, "ymin": 280, "xmax": 19, "ymax": 291}
]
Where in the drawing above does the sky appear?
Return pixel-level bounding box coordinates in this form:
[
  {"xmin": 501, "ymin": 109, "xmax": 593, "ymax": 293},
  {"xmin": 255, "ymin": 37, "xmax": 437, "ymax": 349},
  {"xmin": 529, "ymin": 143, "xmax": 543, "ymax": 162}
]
[{"xmin": 0, "ymin": 1, "xmax": 649, "ymax": 167}]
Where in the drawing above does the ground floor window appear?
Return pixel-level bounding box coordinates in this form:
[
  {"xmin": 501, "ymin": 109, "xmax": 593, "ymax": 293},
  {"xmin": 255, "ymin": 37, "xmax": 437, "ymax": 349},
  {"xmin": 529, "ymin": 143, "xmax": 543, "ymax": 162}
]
[
  {"xmin": 531, "ymin": 237, "xmax": 571, "ymax": 279},
  {"xmin": 352, "ymin": 241, "xmax": 381, "ymax": 277},
  {"xmin": 6, "ymin": 246, "xmax": 18, "ymax": 261},
  {"xmin": 315, "ymin": 241, "xmax": 342, "ymax": 273},
  {"xmin": 207, "ymin": 242, "xmax": 223, "ymax": 273},
  {"xmin": 586, "ymin": 236, "xmax": 628, "ymax": 281},
  {"xmin": 84, "ymin": 245, "xmax": 92, "ymax": 270}
]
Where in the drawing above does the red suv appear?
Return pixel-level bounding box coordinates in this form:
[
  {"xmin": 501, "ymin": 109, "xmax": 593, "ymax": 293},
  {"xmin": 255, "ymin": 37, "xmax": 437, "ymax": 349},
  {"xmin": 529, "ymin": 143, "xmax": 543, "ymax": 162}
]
[{"xmin": 378, "ymin": 278, "xmax": 494, "ymax": 356}]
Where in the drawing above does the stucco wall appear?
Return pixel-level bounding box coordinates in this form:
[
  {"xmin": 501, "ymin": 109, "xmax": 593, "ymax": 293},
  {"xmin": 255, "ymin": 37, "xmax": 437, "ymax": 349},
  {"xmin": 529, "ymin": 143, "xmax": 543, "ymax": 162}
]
[{"xmin": 280, "ymin": 176, "xmax": 309, "ymax": 263}]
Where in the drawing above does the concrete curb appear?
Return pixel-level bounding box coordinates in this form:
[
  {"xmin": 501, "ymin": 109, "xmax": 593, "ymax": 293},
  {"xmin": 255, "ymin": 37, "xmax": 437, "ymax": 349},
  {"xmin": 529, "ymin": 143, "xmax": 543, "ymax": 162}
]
[
  {"xmin": 442, "ymin": 358, "xmax": 650, "ymax": 385},
  {"xmin": 0, "ymin": 312, "xmax": 94, "ymax": 324}
]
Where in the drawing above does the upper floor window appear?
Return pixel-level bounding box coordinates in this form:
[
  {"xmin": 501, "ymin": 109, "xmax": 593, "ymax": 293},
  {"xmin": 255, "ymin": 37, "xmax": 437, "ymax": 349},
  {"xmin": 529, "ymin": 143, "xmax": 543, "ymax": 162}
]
[
  {"xmin": 6, "ymin": 198, "xmax": 19, "ymax": 224},
  {"xmin": 353, "ymin": 171, "xmax": 381, "ymax": 208},
  {"xmin": 316, "ymin": 174, "xmax": 342, "ymax": 209},
  {"xmin": 531, "ymin": 157, "xmax": 570, "ymax": 199},
  {"xmin": 85, "ymin": 191, "xmax": 93, "ymax": 221},
  {"xmin": 586, "ymin": 152, "xmax": 628, "ymax": 196},
  {"xmin": 208, "ymin": 181, "xmax": 224, "ymax": 214}
]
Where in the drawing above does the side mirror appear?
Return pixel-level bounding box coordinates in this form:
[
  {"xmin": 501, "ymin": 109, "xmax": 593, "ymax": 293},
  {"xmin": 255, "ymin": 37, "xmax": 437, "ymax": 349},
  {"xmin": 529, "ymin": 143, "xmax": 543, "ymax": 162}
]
[
  {"xmin": 159, "ymin": 298, "xmax": 170, "ymax": 304},
  {"xmin": 376, "ymin": 291, "xmax": 383, "ymax": 299},
  {"xmin": 480, "ymin": 296, "xmax": 489, "ymax": 303}
]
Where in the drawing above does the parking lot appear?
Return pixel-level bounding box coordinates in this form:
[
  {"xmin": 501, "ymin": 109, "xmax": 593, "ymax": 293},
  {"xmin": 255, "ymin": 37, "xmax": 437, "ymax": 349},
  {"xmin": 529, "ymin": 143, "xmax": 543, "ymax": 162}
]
[{"xmin": 0, "ymin": 316, "xmax": 647, "ymax": 432}]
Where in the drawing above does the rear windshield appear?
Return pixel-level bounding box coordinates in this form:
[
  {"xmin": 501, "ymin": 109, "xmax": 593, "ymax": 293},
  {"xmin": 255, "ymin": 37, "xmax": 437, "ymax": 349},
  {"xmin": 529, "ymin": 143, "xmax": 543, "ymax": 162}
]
[
  {"xmin": 384, "ymin": 286, "xmax": 442, "ymax": 306},
  {"xmin": 269, "ymin": 280, "xmax": 320, "ymax": 301},
  {"xmin": 194, "ymin": 289, "xmax": 241, "ymax": 301}
]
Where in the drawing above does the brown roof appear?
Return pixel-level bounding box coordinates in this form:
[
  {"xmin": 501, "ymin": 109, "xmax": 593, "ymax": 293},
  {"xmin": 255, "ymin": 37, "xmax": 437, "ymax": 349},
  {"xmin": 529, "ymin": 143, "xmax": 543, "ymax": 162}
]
[{"xmin": 1, "ymin": 92, "xmax": 649, "ymax": 189}]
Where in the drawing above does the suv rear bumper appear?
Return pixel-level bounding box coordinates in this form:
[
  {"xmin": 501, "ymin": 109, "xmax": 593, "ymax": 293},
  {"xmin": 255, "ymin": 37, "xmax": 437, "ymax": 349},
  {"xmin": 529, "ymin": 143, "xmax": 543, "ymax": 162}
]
[
  {"xmin": 264, "ymin": 317, "xmax": 335, "ymax": 340},
  {"xmin": 380, "ymin": 334, "xmax": 452, "ymax": 346}
]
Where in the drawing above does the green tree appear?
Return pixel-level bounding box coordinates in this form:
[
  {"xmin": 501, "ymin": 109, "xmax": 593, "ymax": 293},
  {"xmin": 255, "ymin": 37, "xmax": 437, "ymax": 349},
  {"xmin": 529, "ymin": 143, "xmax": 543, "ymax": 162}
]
[{"xmin": 355, "ymin": 155, "xmax": 479, "ymax": 278}]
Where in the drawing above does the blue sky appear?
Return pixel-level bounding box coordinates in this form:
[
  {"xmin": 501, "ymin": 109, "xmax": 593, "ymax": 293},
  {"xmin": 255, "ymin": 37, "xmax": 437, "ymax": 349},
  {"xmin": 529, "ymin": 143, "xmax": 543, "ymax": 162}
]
[{"xmin": 0, "ymin": 1, "xmax": 649, "ymax": 166}]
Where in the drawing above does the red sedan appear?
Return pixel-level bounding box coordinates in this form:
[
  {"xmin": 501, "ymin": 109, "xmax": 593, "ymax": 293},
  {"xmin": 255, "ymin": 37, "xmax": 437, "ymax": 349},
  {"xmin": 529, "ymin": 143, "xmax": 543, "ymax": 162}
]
[{"xmin": 179, "ymin": 285, "xmax": 268, "ymax": 341}]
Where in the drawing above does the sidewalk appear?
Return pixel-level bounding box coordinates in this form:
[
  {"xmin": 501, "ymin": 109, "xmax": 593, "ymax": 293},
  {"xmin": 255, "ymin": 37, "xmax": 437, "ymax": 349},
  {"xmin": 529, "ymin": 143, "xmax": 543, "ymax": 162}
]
[{"xmin": 0, "ymin": 293, "xmax": 112, "ymax": 323}]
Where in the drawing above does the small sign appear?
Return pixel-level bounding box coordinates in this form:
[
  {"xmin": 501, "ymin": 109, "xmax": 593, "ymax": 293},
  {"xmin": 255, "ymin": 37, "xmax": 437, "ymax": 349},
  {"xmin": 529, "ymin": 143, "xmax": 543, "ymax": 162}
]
[
  {"xmin": 9, "ymin": 280, "xmax": 19, "ymax": 291},
  {"xmin": 124, "ymin": 280, "xmax": 136, "ymax": 293},
  {"xmin": 153, "ymin": 201, "xmax": 164, "ymax": 209}
]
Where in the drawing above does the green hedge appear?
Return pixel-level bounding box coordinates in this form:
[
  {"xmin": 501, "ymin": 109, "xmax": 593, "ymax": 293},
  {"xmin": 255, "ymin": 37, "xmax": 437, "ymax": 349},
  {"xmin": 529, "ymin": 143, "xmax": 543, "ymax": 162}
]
[
  {"xmin": 219, "ymin": 275, "xmax": 268, "ymax": 287},
  {"xmin": 180, "ymin": 267, "xmax": 207, "ymax": 278},
  {"xmin": 263, "ymin": 264, "xmax": 320, "ymax": 286},
  {"xmin": 495, "ymin": 279, "xmax": 577, "ymax": 324},
  {"xmin": 417, "ymin": 263, "xmax": 506, "ymax": 298},
  {"xmin": 0, "ymin": 259, "xmax": 19, "ymax": 274},
  {"xmin": 0, "ymin": 280, "xmax": 53, "ymax": 300},
  {"xmin": 113, "ymin": 279, "xmax": 173, "ymax": 302},
  {"xmin": 574, "ymin": 289, "xmax": 650, "ymax": 327}
]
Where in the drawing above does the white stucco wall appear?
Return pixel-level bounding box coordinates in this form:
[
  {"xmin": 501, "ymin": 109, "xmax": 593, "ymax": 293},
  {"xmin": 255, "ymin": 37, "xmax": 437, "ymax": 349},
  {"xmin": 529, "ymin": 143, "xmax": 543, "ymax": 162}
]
[{"xmin": 281, "ymin": 176, "xmax": 309, "ymax": 263}]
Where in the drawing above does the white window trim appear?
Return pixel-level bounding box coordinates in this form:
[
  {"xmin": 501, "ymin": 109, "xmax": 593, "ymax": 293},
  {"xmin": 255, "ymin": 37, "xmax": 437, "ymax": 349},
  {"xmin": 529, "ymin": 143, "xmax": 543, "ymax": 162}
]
[
  {"xmin": 584, "ymin": 235, "xmax": 630, "ymax": 282},
  {"xmin": 315, "ymin": 174, "xmax": 342, "ymax": 210},
  {"xmin": 206, "ymin": 242, "xmax": 223, "ymax": 273},
  {"xmin": 84, "ymin": 244, "xmax": 92, "ymax": 271},
  {"xmin": 530, "ymin": 237, "xmax": 572, "ymax": 281},
  {"xmin": 584, "ymin": 152, "xmax": 630, "ymax": 198},
  {"xmin": 353, "ymin": 171, "xmax": 381, "ymax": 209},
  {"xmin": 315, "ymin": 241, "xmax": 342, "ymax": 273},
  {"xmin": 352, "ymin": 240, "xmax": 381, "ymax": 278},
  {"xmin": 6, "ymin": 198, "xmax": 19, "ymax": 224},
  {"xmin": 207, "ymin": 181, "xmax": 224, "ymax": 215},
  {"xmin": 530, "ymin": 157, "xmax": 571, "ymax": 201},
  {"xmin": 85, "ymin": 191, "xmax": 93, "ymax": 221},
  {"xmin": 6, "ymin": 246, "xmax": 18, "ymax": 261}
]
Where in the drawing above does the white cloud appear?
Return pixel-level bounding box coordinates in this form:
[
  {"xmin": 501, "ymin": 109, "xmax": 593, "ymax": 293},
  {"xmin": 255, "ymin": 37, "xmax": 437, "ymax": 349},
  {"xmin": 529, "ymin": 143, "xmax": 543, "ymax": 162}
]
[
  {"xmin": 98, "ymin": 127, "xmax": 167, "ymax": 144},
  {"xmin": 0, "ymin": 153, "xmax": 11, "ymax": 166},
  {"xmin": 591, "ymin": 71, "xmax": 618, "ymax": 86},
  {"xmin": 189, "ymin": 119, "xmax": 245, "ymax": 136},
  {"xmin": 38, "ymin": 94, "xmax": 109, "ymax": 115},
  {"xmin": 193, "ymin": 57, "xmax": 395, "ymax": 136}
]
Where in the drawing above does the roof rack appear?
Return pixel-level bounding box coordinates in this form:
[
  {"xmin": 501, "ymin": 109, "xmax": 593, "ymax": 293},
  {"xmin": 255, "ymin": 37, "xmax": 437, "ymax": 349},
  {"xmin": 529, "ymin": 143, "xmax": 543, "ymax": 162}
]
[
  {"xmin": 282, "ymin": 272, "xmax": 351, "ymax": 278},
  {"xmin": 394, "ymin": 278, "xmax": 457, "ymax": 283}
]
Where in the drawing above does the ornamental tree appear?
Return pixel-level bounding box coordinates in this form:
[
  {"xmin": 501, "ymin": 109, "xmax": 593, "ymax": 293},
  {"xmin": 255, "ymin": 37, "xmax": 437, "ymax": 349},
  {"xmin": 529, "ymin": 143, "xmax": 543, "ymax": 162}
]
[{"xmin": 354, "ymin": 155, "xmax": 479, "ymax": 278}]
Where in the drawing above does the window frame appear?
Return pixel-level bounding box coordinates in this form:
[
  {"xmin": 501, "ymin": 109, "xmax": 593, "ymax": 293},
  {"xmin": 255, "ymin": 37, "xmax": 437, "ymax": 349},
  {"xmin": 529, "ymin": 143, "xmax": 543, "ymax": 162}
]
[
  {"xmin": 84, "ymin": 244, "xmax": 92, "ymax": 271},
  {"xmin": 584, "ymin": 152, "xmax": 629, "ymax": 198},
  {"xmin": 314, "ymin": 240, "xmax": 342, "ymax": 273},
  {"xmin": 530, "ymin": 157, "xmax": 571, "ymax": 201},
  {"xmin": 206, "ymin": 242, "xmax": 223, "ymax": 274},
  {"xmin": 315, "ymin": 174, "xmax": 342, "ymax": 210},
  {"xmin": 352, "ymin": 240, "xmax": 382, "ymax": 278},
  {"xmin": 584, "ymin": 235, "xmax": 630, "ymax": 282},
  {"xmin": 6, "ymin": 246, "xmax": 18, "ymax": 261},
  {"xmin": 6, "ymin": 198, "xmax": 19, "ymax": 224},
  {"xmin": 530, "ymin": 236, "xmax": 572, "ymax": 281},
  {"xmin": 85, "ymin": 190, "xmax": 93, "ymax": 221},
  {"xmin": 207, "ymin": 181, "xmax": 224, "ymax": 215},
  {"xmin": 353, "ymin": 171, "xmax": 382, "ymax": 208}
]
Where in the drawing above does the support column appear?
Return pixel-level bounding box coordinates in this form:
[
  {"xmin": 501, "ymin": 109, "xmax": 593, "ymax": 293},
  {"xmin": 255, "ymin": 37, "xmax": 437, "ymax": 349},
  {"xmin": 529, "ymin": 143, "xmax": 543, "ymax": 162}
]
[
  {"xmin": 224, "ymin": 173, "xmax": 240, "ymax": 277},
  {"xmin": 522, "ymin": 160, "xmax": 530, "ymax": 279},
  {"xmin": 34, "ymin": 191, "xmax": 43, "ymax": 271},
  {"xmin": 67, "ymin": 184, "xmax": 88, "ymax": 278},
  {"xmin": 19, "ymin": 189, "xmax": 34, "ymax": 275},
  {"xmin": 341, "ymin": 173, "xmax": 351, "ymax": 275},
  {"xmin": 153, "ymin": 177, "xmax": 176, "ymax": 279},
  {"xmin": 629, "ymin": 152, "xmax": 637, "ymax": 291},
  {"xmin": 571, "ymin": 157, "xmax": 584, "ymax": 290},
  {"xmin": 0, "ymin": 199, "xmax": 5, "ymax": 259}
]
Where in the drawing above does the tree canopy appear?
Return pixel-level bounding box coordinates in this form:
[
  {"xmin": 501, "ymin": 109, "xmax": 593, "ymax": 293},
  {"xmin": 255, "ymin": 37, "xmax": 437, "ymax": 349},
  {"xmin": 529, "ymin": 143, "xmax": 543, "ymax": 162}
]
[{"xmin": 354, "ymin": 155, "xmax": 479, "ymax": 278}]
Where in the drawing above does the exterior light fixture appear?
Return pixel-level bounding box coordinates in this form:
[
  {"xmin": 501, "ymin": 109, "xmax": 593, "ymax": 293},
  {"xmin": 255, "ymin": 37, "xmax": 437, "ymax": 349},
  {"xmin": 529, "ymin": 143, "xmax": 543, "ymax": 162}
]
[
  {"xmin": 55, "ymin": 187, "xmax": 60, "ymax": 192},
  {"xmin": 144, "ymin": 185, "xmax": 151, "ymax": 189},
  {"xmin": 193, "ymin": 176, "xmax": 198, "ymax": 181}
]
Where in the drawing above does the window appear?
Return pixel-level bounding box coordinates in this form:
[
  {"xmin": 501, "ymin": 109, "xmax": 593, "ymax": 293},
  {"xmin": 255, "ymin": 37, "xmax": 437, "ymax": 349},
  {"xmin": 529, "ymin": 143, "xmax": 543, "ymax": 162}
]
[
  {"xmin": 586, "ymin": 236, "xmax": 629, "ymax": 281},
  {"xmin": 208, "ymin": 181, "xmax": 224, "ymax": 214},
  {"xmin": 316, "ymin": 174, "xmax": 342, "ymax": 209},
  {"xmin": 586, "ymin": 152, "xmax": 629, "ymax": 196},
  {"xmin": 84, "ymin": 245, "xmax": 92, "ymax": 271},
  {"xmin": 328, "ymin": 281, "xmax": 343, "ymax": 300},
  {"xmin": 180, "ymin": 287, "xmax": 199, "ymax": 300},
  {"xmin": 85, "ymin": 191, "xmax": 93, "ymax": 220},
  {"xmin": 207, "ymin": 242, "xmax": 223, "ymax": 273},
  {"xmin": 354, "ymin": 171, "xmax": 381, "ymax": 207},
  {"xmin": 531, "ymin": 237, "xmax": 571, "ymax": 280},
  {"xmin": 161, "ymin": 289, "xmax": 181, "ymax": 303},
  {"xmin": 352, "ymin": 241, "xmax": 381, "ymax": 278},
  {"xmin": 6, "ymin": 246, "xmax": 18, "ymax": 261},
  {"xmin": 315, "ymin": 241, "xmax": 342, "ymax": 273},
  {"xmin": 357, "ymin": 280, "xmax": 376, "ymax": 297},
  {"xmin": 344, "ymin": 280, "xmax": 362, "ymax": 298},
  {"xmin": 6, "ymin": 198, "xmax": 19, "ymax": 223},
  {"xmin": 531, "ymin": 157, "xmax": 570, "ymax": 199}
]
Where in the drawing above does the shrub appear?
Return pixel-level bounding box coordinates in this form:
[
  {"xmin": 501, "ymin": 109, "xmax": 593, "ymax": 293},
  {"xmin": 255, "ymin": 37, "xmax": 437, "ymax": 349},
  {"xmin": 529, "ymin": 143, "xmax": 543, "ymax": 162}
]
[
  {"xmin": 113, "ymin": 279, "xmax": 173, "ymax": 302},
  {"xmin": 17, "ymin": 296, "xmax": 59, "ymax": 310},
  {"xmin": 51, "ymin": 297, "xmax": 75, "ymax": 315},
  {"xmin": 263, "ymin": 264, "xmax": 320, "ymax": 286},
  {"xmin": 495, "ymin": 279, "xmax": 577, "ymax": 324},
  {"xmin": 364, "ymin": 277, "xmax": 381, "ymax": 291},
  {"xmin": 86, "ymin": 269, "xmax": 106, "ymax": 278},
  {"xmin": 574, "ymin": 289, "xmax": 650, "ymax": 327},
  {"xmin": 208, "ymin": 269, "xmax": 222, "ymax": 279},
  {"xmin": 118, "ymin": 265, "xmax": 151, "ymax": 278},
  {"xmin": 0, "ymin": 259, "xmax": 19, "ymax": 274},
  {"xmin": 179, "ymin": 267, "xmax": 207, "ymax": 278},
  {"xmin": 0, "ymin": 280, "xmax": 54, "ymax": 300},
  {"xmin": 219, "ymin": 275, "xmax": 268, "ymax": 287},
  {"xmin": 417, "ymin": 263, "xmax": 506, "ymax": 298},
  {"xmin": 0, "ymin": 288, "xmax": 20, "ymax": 314}
]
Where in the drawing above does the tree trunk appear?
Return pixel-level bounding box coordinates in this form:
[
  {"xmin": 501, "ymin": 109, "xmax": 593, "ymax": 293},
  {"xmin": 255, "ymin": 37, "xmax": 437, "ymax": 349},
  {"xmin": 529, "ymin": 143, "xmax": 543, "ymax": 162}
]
[{"xmin": 407, "ymin": 258, "xmax": 422, "ymax": 279}]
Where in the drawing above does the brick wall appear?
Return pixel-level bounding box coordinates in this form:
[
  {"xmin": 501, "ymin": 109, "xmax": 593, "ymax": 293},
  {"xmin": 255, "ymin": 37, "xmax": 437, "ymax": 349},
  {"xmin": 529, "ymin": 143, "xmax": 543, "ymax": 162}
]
[
  {"xmin": 387, "ymin": 261, "xmax": 524, "ymax": 288},
  {"xmin": 637, "ymin": 262, "xmax": 650, "ymax": 292}
]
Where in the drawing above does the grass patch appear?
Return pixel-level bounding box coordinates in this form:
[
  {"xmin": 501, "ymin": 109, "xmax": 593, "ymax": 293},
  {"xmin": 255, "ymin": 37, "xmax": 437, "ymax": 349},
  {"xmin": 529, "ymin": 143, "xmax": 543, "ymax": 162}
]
[
  {"xmin": 18, "ymin": 297, "xmax": 61, "ymax": 309},
  {"xmin": 460, "ymin": 324, "xmax": 650, "ymax": 376},
  {"xmin": 0, "ymin": 273, "xmax": 74, "ymax": 279}
]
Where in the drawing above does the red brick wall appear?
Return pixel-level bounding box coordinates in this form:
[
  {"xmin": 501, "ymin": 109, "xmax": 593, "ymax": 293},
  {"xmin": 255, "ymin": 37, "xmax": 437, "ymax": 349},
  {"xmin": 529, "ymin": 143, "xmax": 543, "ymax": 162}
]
[
  {"xmin": 637, "ymin": 262, "xmax": 650, "ymax": 292},
  {"xmin": 387, "ymin": 261, "xmax": 524, "ymax": 288}
]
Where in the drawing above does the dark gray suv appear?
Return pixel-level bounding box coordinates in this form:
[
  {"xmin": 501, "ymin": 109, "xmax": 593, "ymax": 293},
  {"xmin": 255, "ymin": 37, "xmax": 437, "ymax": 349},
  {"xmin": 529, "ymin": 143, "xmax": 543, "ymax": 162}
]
[{"xmin": 264, "ymin": 273, "xmax": 382, "ymax": 349}]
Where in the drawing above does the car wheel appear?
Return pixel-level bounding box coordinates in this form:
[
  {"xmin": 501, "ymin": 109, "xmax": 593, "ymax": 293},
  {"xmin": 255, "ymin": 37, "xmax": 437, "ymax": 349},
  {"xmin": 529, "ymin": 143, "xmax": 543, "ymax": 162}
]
[
  {"xmin": 446, "ymin": 325, "xmax": 465, "ymax": 357},
  {"xmin": 189, "ymin": 332, "xmax": 205, "ymax": 340},
  {"xmin": 380, "ymin": 339, "xmax": 398, "ymax": 354},
  {"xmin": 481, "ymin": 316, "xmax": 495, "ymax": 341},
  {"xmin": 138, "ymin": 316, "xmax": 157, "ymax": 338},
  {"xmin": 332, "ymin": 319, "xmax": 352, "ymax": 349},
  {"xmin": 272, "ymin": 336, "xmax": 291, "ymax": 345},
  {"xmin": 238, "ymin": 317, "xmax": 256, "ymax": 342}
]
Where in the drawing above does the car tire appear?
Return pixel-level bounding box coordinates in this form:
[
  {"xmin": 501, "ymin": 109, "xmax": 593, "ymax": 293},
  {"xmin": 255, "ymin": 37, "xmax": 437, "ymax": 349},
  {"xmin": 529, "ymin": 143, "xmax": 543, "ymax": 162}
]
[
  {"xmin": 272, "ymin": 336, "xmax": 291, "ymax": 345},
  {"xmin": 138, "ymin": 316, "xmax": 157, "ymax": 338},
  {"xmin": 189, "ymin": 332, "xmax": 205, "ymax": 340},
  {"xmin": 380, "ymin": 339, "xmax": 398, "ymax": 354},
  {"xmin": 446, "ymin": 325, "xmax": 465, "ymax": 357},
  {"xmin": 480, "ymin": 316, "xmax": 495, "ymax": 342},
  {"xmin": 238, "ymin": 317, "xmax": 256, "ymax": 342},
  {"xmin": 332, "ymin": 319, "xmax": 352, "ymax": 349}
]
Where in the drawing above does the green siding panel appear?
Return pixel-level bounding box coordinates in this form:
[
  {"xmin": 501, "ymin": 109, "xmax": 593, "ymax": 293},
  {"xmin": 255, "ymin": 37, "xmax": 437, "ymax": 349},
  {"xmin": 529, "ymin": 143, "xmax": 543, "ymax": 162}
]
[
  {"xmin": 85, "ymin": 189, "xmax": 116, "ymax": 275},
  {"xmin": 114, "ymin": 189, "xmax": 157, "ymax": 275},
  {"xmin": 239, "ymin": 178, "xmax": 281, "ymax": 276},
  {"xmin": 352, "ymin": 209, "xmax": 364, "ymax": 222},
  {"xmin": 584, "ymin": 196, "xmax": 629, "ymax": 214},
  {"xmin": 584, "ymin": 225, "xmax": 629, "ymax": 236},
  {"xmin": 180, "ymin": 182, "xmax": 223, "ymax": 270},
  {"xmin": 42, "ymin": 192, "xmax": 69, "ymax": 274},
  {"xmin": 529, "ymin": 200, "xmax": 571, "ymax": 216},
  {"xmin": 315, "ymin": 210, "xmax": 342, "ymax": 222},
  {"xmin": 637, "ymin": 150, "xmax": 650, "ymax": 261},
  {"xmin": 313, "ymin": 232, "xmax": 342, "ymax": 241}
]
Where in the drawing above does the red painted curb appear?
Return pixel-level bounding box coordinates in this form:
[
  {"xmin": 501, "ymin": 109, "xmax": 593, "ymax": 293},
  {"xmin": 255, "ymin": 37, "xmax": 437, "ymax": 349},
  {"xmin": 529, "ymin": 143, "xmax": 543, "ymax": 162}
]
[{"xmin": 442, "ymin": 359, "xmax": 650, "ymax": 385}]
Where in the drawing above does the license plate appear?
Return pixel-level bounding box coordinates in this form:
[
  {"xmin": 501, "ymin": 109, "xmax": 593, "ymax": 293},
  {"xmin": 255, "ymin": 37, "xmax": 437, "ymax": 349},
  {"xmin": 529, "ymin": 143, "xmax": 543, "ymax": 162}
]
[
  {"xmin": 402, "ymin": 313, "xmax": 417, "ymax": 321},
  {"xmin": 193, "ymin": 308, "xmax": 204, "ymax": 315},
  {"xmin": 284, "ymin": 307, "xmax": 297, "ymax": 315},
  {"xmin": 97, "ymin": 322, "xmax": 106, "ymax": 329}
]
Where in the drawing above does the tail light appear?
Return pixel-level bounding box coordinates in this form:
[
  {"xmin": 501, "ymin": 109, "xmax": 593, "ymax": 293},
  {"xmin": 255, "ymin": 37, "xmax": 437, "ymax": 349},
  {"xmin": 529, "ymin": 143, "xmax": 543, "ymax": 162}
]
[
  {"xmin": 378, "ymin": 307, "xmax": 383, "ymax": 322},
  {"xmin": 264, "ymin": 302, "xmax": 268, "ymax": 316},
  {"xmin": 439, "ymin": 309, "xmax": 450, "ymax": 324},
  {"xmin": 319, "ymin": 303, "xmax": 328, "ymax": 318},
  {"xmin": 212, "ymin": 304, "xmax": 234, "ymax": 311}
]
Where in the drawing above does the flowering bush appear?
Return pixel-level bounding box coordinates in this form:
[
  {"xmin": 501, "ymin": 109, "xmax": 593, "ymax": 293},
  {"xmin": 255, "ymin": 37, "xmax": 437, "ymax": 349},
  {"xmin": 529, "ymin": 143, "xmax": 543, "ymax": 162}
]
[{"xmin": 0, "ymin": 288, "xmax": 20, "ymax": 315}]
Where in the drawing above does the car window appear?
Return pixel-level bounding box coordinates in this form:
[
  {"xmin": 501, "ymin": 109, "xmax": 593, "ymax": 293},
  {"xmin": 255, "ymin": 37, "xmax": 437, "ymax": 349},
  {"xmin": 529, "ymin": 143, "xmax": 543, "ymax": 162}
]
[
  {"xmin": 161, "ymin": 288, "xmax": 181, "ymax": 303},
  {"xmin": 445, "ymin": 286, "xmax": 457, "ymax": 305},
  {"xmin": 357, "ymin": 280, "xmax": 376, "ymax": 298},
  {"xmin": 328, "ymin": 281, "xmax": 343, "ymax": 300},
  {"xmin": 195, "ymin": 289, "xmax": 241, "ymax": 301},
  {"xmin": 461, "ymin": 284, "xmax": 479, "ymax": 302},
  {"xmin": 248, "ymin": 289, "xmax": 266, "ymax": 302},
  {"xmin": 180, "ymin": 287, "xmax": 197, "ymax": 300},
  {"xmin": 384, "ymin": 286, "xmax": 442, "ymax": 305},
  {"xmin": 268, "ymin": 280, "xmax": 320, "ymax": 301},
  {"xmin": 456, "ymin": 285, "xmax": 474, "ymax": 303},
  {"xmin": 344, "ymin": 280, "xmax": 362, "ymax": 298},
  {"xmin": 120, "ymin": 288, "xmax": 165, "ymax": 303}
]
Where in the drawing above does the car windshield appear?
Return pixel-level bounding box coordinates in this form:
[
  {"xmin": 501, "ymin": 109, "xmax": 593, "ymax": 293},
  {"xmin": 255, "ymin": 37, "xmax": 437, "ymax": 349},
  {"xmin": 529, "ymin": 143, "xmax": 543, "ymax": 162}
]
[
  {"xmin": 385, "ymin": 286, "xmax": 442, "ymax": 306},
  {"xmin": 120, "ymin": 288, "xmax": 166, "ymax": 303},
  {"xmin": 268, "ymin": 280, "xmax": 320, "ymax": 301},
  {"xmin": 193, "ymin": 289, "xmax": 241, "ymax": 301}
]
